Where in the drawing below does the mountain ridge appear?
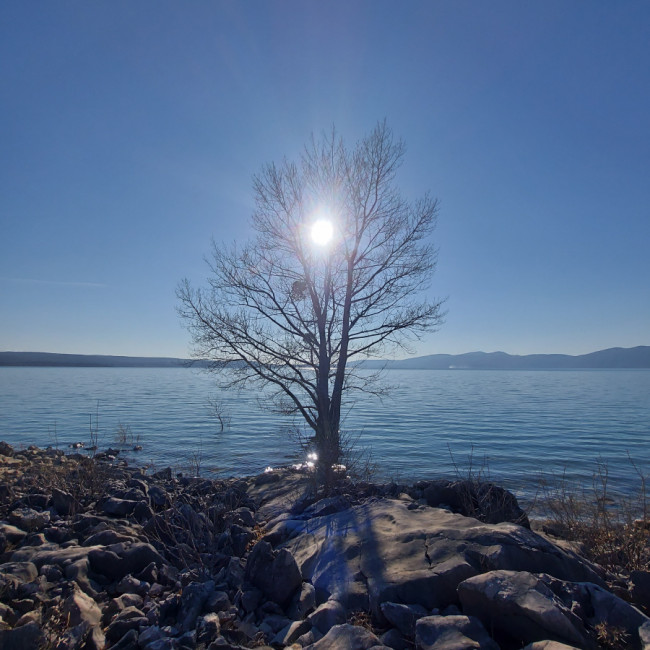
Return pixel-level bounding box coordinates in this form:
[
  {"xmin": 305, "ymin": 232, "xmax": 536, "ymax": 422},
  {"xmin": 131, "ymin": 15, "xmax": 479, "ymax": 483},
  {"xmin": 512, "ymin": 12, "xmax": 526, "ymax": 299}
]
[{"xmin": 1, "ymin": 346, "xmax": 649, "ymax": 369}]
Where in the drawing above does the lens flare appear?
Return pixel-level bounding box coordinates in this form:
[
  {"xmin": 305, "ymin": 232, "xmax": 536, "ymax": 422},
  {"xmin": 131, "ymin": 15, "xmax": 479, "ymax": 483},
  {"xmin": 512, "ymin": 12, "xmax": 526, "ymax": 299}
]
[{"xmin": 310, "ymin": 220, "xmax": 333, "ymax": 246}]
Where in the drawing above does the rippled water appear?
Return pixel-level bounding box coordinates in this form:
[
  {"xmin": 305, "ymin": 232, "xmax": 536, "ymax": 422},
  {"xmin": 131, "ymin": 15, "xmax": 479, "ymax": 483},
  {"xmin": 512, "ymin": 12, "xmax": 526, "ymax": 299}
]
[{"xmin": 1, "ymin": 367, "xmax": 649, "ymax": 497}]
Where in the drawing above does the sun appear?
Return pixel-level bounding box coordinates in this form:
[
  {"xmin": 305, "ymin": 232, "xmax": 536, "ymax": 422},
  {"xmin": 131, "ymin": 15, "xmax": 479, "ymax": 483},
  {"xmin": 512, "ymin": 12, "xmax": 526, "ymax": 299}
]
[{"xmin": 310, "ymin": 219, "xmax": 334, "ymax": 246}]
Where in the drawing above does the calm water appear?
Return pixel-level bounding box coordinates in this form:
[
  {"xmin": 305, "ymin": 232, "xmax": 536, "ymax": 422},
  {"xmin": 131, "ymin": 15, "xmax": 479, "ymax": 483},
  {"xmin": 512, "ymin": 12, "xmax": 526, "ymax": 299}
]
[{"xmin": 1, "ymin": 367, "xmax": 649, "ymax": 497}]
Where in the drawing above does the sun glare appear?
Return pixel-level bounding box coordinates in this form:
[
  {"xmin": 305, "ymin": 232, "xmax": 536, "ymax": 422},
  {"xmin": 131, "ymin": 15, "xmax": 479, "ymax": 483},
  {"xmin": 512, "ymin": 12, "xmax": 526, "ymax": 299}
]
[{"xmin": 310, "ymin": 219, "xmax": 334, "ymax": 246}]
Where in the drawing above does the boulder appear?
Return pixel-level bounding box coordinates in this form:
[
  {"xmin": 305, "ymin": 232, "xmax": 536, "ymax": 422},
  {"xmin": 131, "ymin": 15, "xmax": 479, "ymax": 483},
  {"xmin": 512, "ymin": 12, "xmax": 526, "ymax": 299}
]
[
  {"xmin": 421, "ymin": 479, "xmax": 530, "ymax": 526},
  {"xmin": 288, "ymin": 582, "xmax": 317, "ymax": 619},
  {"xmin": 281, "ymin": 499, "xmax": 602, "ymax": 617},
  {"xmin": 458, "ymin": 571, "xmax": 592, "ymax": 648},
  {"xmin": 245, "ymin": 541, "xmax": 301, "ymax": 607},
  {"xmin": 541, "ymin": 574, "xmax": 650, "ymax": 649},
  {"xmin": 415, "ymin": 615, "xmax": 499, "ymax": 649},
  {"xmin": 0, "ymin": 561, "xmax": 38, "ymax": 584},
  {"xmin": 52, "ymin": 487, "xmax": 76, "ymax": 515},
  {"xmin": 380, "ymin": 601, "xmax": 428, "ymax": 636},
  {"xmin": 0, "ymin": 441, "xmax": 14, "ymax": 456},
  {"xmin": 8, "ymin": 507, "xmax": 50, "ymax": 532},
  {"xmin": 273, "ymin": 618, "xmax": 312, "ymax": 645},
  {"xmin": 88, "ymin": 542, "xmax": 165, "ymax": 579},
  {"xmin": 178, "ymin": 580, "xmax": 215, "ymax": 631},
  {"xmin": 0, "ymin": 523, "xmax": 28, "ymax": 546},
  {"xmin": 308, "ymin": 599, "xmax": 348, "ymax": 635},
  {"xmin": 101, "ymin": 497, "xmax": 139, "ymax": 517},
  {"xmin": 0, "ymin": 621, "xmax": 45, "ymax": 649},
  {"xmin": 62, "ymin": 586, "xmax": 102, "ymax": 628},
  {"xmin": 304, "ymin": 623, "xmax": 382, "ymax": 649}
]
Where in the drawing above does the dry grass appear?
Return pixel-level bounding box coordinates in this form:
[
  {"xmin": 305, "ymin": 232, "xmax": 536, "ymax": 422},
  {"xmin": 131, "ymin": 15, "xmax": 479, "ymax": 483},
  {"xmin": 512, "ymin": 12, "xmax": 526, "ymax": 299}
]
[
  {"xmin": 594, "ymin": 621, "xmax": 631, "ymax": 650},
  {"xmin": 536, "ymin": 457, "xmax": 650, "ymax": 575}
]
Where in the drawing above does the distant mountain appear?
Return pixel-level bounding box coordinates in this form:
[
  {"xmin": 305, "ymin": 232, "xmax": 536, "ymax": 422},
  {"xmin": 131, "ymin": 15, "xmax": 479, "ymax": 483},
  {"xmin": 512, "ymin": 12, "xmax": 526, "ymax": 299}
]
[
  {"xmin": 359, "ymin": 346, "xmax": 650, "ymax": 370},
  {"xmin": 0, "ymin": 352, "xmax": 190, "ymax": 368},
  {"xmin": 1, "ymin": 346, "xmax": 649, "ymax": 369}
]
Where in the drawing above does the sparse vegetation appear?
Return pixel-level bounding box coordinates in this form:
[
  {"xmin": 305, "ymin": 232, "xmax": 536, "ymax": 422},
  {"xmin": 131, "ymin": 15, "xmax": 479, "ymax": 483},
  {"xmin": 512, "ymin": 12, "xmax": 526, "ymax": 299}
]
[{"xmin": 536, "ymin": 456, "xmax": 650, "ymax": 576}]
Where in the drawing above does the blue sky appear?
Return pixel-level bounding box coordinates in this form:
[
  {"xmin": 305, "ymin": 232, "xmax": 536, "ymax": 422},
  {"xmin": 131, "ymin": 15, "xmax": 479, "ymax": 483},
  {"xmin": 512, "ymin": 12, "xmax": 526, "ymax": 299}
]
[{"xmin": 1, "ymin": 1, "xmax": 648, "ymax": 358}]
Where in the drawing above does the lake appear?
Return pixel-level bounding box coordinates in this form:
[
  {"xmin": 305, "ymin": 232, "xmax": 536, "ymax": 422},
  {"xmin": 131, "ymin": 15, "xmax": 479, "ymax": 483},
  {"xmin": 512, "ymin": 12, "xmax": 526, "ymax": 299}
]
[{"xmin": 1, "ymin": 367, "xmax": 649, "ymax": 499}]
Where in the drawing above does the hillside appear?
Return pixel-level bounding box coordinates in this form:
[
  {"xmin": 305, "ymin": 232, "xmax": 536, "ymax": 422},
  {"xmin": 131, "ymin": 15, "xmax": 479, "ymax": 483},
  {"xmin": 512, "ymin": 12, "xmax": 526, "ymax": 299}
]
[{"xmin": 1, "ymin": 346, "xmax": 649, "ymax": 369}]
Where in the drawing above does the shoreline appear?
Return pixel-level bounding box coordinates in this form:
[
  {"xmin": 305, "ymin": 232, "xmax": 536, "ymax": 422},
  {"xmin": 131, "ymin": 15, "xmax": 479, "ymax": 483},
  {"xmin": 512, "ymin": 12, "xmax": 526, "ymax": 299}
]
[{"xmin": 1, "ymin": 442, "xmax": 650, "ymax": 649}]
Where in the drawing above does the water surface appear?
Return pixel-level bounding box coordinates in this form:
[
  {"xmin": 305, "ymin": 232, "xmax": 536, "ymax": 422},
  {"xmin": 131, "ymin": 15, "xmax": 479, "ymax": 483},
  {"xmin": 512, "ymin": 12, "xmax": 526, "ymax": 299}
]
[{"xmin": 1, "ymin": 367, "xmax": 648, "ymax": 497}]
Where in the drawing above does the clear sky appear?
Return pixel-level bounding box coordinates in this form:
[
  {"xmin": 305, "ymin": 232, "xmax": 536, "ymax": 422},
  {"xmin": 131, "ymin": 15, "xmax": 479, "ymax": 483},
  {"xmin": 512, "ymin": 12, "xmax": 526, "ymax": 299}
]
[{"xmin": 1, "ymin": 1, "xmax": 649, "ymax": 358}]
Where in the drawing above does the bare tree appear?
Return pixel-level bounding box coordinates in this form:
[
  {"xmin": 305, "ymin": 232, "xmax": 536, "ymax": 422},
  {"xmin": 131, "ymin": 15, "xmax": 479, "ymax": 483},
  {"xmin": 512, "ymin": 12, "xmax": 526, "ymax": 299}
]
[{"xmin": 178, "ymin": 121, "xmax": 444, "ymax": 481}]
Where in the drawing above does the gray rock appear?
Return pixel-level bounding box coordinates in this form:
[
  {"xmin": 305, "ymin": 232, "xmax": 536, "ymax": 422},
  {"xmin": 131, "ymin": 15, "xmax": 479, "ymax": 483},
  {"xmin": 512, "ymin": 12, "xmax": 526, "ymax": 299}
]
[
  {"xmin": 245, "ymin": 541, "xmax": 301, "ymax": 607},
  {"xmin": 640, "ymin": 620, "xmax": 650, "ymax": 650},
  {"xmin": 422, "ymin": 479, "xmax": 529, "ymax": 526},
  {"xmin": 178, "ymin": 580, "xmax": 215, "ymax": 632},
  {"xmin": 233, "ymin": 506, "xmax": 256, "ymax": 528},
  {"xmin": 12, "ymin": 542, "xmax": 97, "ymax": 568},
  {"xmin": 0, "ymin": 441, "xmax": 14, "ymax": 456},
  {"xmin": 380, "ymin": 628, "xmax": 411, "ymax": 650},
  {"xmin": 415, "ymin": 615, "xmax": 499, "ymax": 649},
  {"xmin": 106, "ymin": 611, "xmax": 148, "ymax": 644},
  {"xmin": 380, "ymin": 601, "xmax": 428, "ymax": 636},
  {"xmin": 197, "ymin": 612, "xmax": 221, "ymax": 644},
  {"xmin": 0, "ymin": 621, "xmax": 45, "ymax": 649},
  {"xmin": 142, "ymin": 638, "xmax": 177, "ymax": 650},
  {"xmin": 0, "ymin": 522, "xmax": 28, "ymax": 545},
  {"xmin": 110, "ymin": 628, "xmax": 140, "ymax": 650},
  {"xmin": 458, "ymin": 571, "xmax": 591, "ymax": 648},
  {"xmin": 63, "ymin": 586, "xmax": 102, "ymax": 628},
  {"xmin": 281, "ymin": 499, "xmax": 602, "ymax": 617},
  {"xmin": 304, "ymin": 623, "xmax": 381, "ymax": 649},
  {"xmin": 64, "ymin": 557, "xmax": 98, "ymax": 596},
  {"xmin": 88, "ymin": 542, "xmax": 165, "ymax": 580},
  {"xmin": 308, "ymin": 599, "xmax": 347, "ymax": 634},
  {"xmin": 137, "ymin": 624, "xmax": 165, "ymax": 647},
  {"xmin": 296, "ymin": 629, "xmax": 319, "ymax": 646},
  {"xmin": 52, "ymin": 487, "xmax": 76, "ymax": 515},
  {"xmin": 0, "ymin": 561, "xmax": 38, "ymax": 583},
  {"xmin": 152, "ymin": 467, "xmax": 172, "ymax": 480},
  {"xmin": 206, "ymin": 590, "xmax": 232, "ymax": 613},
  {"xmin": 288, "ymin": 581, "xmax": 317, "ymax": 620},
  {"xmin": 546, "ymin": 576, "xmax": 649, "ymax": 649},
  {"xmin": 8, "ymin": 507, "xmax": 50, "ymax": 532},
  {"xmin": 83, "ymin": 529, "xmax": 137, "ymax": 546},
  {"xmin": 56, "ymin": 620, "xmax": 105, "ymax": 650},
  {"xmin": 148, "ymin": 484, "xmax": 169, "ymax": 506},
  {"xmin": 102, "ymin": 497, "xmax": 139, "ymax": 517},
  {"xmin": 240, "ymin": 587, "xmax": 262, "ymax": 613},
  {"xmin": 273, "ymin": 618, "xmax": 312, "ymax": 645}
]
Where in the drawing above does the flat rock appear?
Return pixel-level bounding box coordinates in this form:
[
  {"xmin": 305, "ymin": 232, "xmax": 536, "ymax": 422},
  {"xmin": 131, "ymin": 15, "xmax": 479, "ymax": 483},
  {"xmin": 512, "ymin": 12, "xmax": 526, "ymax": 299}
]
[
  {"xmin": 415, "ymin": 615, "xmax": 499, "ymax": 649},
  {"xmin": 280, "ymin": 498, "xmax": 603, "ymax": 616},
  {"xmin": 0, "ymin": 561, "xmax": 38, "ymax": 583},
  {"xmin": 11, "ymin": 543, "xmax": 101, "ymax": 568}
]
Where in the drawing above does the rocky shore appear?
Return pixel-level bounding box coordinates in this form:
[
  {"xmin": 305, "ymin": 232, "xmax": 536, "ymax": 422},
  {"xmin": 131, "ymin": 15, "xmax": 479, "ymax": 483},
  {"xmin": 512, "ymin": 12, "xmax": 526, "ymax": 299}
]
[{"xmin": 1, "ymin": 442, "xmax": 649, "ymax": 650}]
